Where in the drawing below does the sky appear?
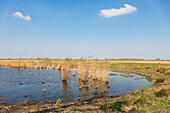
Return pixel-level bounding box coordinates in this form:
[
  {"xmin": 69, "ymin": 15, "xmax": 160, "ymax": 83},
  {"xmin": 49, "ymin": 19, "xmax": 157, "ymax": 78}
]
[{"xmin": 0, "ymin": 0, "xmax": 170, "ymax": 59}]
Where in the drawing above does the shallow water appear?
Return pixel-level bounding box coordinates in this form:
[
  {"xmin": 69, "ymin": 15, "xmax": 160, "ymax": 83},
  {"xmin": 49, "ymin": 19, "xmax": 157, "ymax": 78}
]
[{"xmin": 0, "ymin": 67, "xmax": 153, "ymax": 103}]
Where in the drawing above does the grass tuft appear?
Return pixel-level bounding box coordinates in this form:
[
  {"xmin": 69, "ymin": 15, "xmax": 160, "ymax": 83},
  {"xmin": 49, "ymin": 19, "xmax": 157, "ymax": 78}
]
[
  {"xmin": 156, "ymin": 78, "xmax": 164, "ymax": 83},
  {"xmin": 101, "ymin": 100, "xmax": 129, "ymax": 112},
  {"xmin": 155, "ymin": 88, "xmax": 169, "ymax": 97}
]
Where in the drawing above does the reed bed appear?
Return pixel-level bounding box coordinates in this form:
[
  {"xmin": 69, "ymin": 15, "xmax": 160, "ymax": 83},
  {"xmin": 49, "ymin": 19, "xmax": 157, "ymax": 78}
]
[
  {"xmin": 0, "ymin": 60, "xmax": 34, "ymax": 69},
  {"xmin": 0, "ymin": 59, "xmax": 111, "ymax": 91}
]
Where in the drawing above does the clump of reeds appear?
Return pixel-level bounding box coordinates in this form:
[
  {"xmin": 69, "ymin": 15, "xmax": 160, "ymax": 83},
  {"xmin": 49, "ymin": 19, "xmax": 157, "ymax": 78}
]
[
  {"xmin": 66, "ymin": 63, "xmax": 71, "ymax": 78},
  {"xmin": 51, "ymin": 63, "xmax": 56, "ymax": 70},
  {"xmin": 62, "ymin": 60, "xmax": 71, "ymax": 80},
  {"xmin": 72, "ymin": 66, "xmax": 76, "ymax": 76},
  {"xmin": 57, "ymin": 63, "xmax": 61, "ymax": 70},
  {"xmin": 102, "ymin": 70, "xmax": 109, "ymax": 83},
  {"xmin": 47, "ymin": 64, "xmax": 51, "ymax": 69},
  {"xmin": 62, "ymin": 64, "xmax": 67, "ymax": 81},
  {"xmin": 82, "ymin": 67, "xmax": 89, "ymax": 82},
  {"xmin": 78, "ymin": 63, "xmax": 83, "ymax": 79},
  {"xmin": 36, "ymin": 62, "xmax": 41, "ymax": 69},
  {"xmin": 91, "ymin": 64, "xmax": 97, "ymax": 80},
  {"xmin": 0, "ymin": 59, "xmax": 35, "ymax": 69},
  {"xmin": 78, "ymin": 79, "xmax": 83, "ymax": 89},
  {"xmin": 102, "ymin": 63, "xmax": 110, "ymax": 83}
]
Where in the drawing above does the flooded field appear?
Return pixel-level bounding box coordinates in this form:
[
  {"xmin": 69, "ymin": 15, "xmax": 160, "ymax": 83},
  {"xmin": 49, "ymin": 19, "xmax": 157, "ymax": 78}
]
[{"xmin": 0, "ymin": 67, "xmax": 153, "ymax": 103}]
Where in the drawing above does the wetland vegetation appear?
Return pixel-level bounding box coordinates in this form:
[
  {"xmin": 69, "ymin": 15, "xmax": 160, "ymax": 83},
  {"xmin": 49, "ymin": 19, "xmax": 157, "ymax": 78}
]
[{"xmin": 0, "ymin": 59, "xmax": 169, "ymax": 112}]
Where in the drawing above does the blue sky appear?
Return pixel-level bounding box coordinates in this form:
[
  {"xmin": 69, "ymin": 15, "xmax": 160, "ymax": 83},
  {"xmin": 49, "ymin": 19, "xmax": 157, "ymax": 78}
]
[{"xmin": 0, "ymin": 0, "xmax": 170, "ymax": 59}]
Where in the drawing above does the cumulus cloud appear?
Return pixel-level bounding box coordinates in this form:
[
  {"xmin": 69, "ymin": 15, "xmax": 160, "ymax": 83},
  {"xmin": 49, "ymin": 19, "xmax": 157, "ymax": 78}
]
[
  {"xmin": 13, "ymin": 12, "xmax": 31, "ymax": 21},
  {"xmin": 98, "ymin": 4, "xmax": 137, "ymax": 17}
]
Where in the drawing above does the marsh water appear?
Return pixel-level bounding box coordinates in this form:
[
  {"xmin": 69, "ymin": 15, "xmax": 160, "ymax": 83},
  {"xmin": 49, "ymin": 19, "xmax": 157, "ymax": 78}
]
[{"xmin": 0, "ymin": 67, "xmax": 153, "ymax": 103}]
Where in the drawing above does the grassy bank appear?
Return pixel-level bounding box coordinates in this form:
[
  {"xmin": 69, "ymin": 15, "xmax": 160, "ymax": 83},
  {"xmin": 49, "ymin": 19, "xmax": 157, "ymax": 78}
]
[
  {"xmin": 100, "ymin": 62, "xmax": 170, "ymax": 112},
  {"xmin": 0, "ymin": 60, "xmax": 170, "ymax": 112}
]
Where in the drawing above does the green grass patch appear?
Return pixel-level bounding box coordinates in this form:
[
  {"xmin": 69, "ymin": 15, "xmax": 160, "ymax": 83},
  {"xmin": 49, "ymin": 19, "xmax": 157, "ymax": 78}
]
[
  {"xmin": 156, "ymin": 78, "xmax": 164, "ymax": 83},
  {"xmin": 101, "ymin": 100, "xmax": 129, "ymax": 112}
]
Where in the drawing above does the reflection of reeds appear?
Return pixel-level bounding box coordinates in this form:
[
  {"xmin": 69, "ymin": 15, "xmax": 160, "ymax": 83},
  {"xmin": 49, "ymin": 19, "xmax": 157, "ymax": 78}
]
[
  {"xmin": 102, "ymin": 82, "xmax": 109, "ymax": 92},
  {"xmin": 62, "ymin": 80, "xmax": 69, "ymax": 93},
  {"xmin": 96, "ymin": 80, "xmax": 102, "ymax": 89}
]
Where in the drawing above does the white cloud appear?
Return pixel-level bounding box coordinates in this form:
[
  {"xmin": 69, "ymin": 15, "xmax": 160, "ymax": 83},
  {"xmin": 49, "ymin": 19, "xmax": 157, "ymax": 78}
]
[
  {"xmin": 98, "ymin": 4, "xmax": 137, "ymax": 17},
  {"xmin": 13, "ymin": 12, "xmax": 31, "ymax": 21}
]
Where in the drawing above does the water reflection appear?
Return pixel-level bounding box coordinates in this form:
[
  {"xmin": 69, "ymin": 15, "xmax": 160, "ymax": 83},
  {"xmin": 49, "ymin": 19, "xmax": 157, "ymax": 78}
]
[
  {"xmin": 91, "ymin": 79, "xmax": 97, "ymax": 91},
  {"xmin": 0, "ymin": 67, "xmax": 153, "ymax": 103},
  {"xmin": 96, "ymin": 80, "xmax": 102, "ymax": 90},
  {"xmin": 57, "ymin": 69, "xmax": 61, "ymax": 75},
  {"xmin": 102, "ymin": 82, "xmax": 109, "ymax": 92},
  {"xmin": 62, "ymin": 80, "xmax": 69, "ymax": 93}
]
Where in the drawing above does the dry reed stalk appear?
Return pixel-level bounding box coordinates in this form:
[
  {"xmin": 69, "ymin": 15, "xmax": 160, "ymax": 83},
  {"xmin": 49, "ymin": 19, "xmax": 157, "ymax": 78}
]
[
  {"xmin": 78, "ymin": 64, "xmax": 83, "ymax": 79},
  {"xmin": 82, "ymin": 65, "xmax": 89, "ymax": 82},
  {"xmin": 72, "ymin": 67, "xmax": 76, "ymax": 76},
  {"xmin": 91, "ymin": 66, "xmax": 97, "ymax": 80},
  {"xmin": 23, "ymin": 61, "xmax": 27, "ymax": 69},
  {"xmin": 47, "ymin": 64, "xmax": 50, "ymax": 69},
  {"xmin": 36, "ymin": 62, "xmax": 40, "ymax": 69},
  {"xmin": 96, "ymin": 69, "xmax": 102, "ymax": 80},
  {"xmin": 26, "ymin": 61, "xmax": 30, "ymax": 69},
  {"xmin": 102, "ymin": 70, "xmax": 109, "ymax": 83},
  {"xmin": 44, "ymin": 63, "xmax": 47, "ymax": 69},
  {"xmin": 88, "ymin": 63, "xmax": 94, "ymax": 79},
  {"xmin": 78, "ymin": 79, "xmax": 83, "ymax": 89},
  {"xmin": 51, "ymin": 63, "xmax": 55, "ymax": 70},
  {"xmin": 57, "ymin": 63, "xmax": 61, "ymax": 70},
  {"xmin": 41, "ymin": 63, "xmax": 45, "ymax": 69},
  {"xmin": 30, "ymin": 62, "xmax": 34, "ymax": 69},
  {"xmin": 62, "ymin": 64, "xmax": 67, "ymax": 81},
  {"xmin": 100, "ymin": 69, "xmax": 104, "ymax": 81},
  {"xmin": 66, "ymin": 64, "xmax": 70, "ymax": 78}
]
